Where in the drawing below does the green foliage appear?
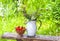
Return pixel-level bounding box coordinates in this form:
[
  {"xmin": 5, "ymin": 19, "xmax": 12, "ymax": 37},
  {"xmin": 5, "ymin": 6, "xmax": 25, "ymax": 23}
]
[{"xmin": 0, "ymin": 0, "xmax": 60, "ymax": 41}]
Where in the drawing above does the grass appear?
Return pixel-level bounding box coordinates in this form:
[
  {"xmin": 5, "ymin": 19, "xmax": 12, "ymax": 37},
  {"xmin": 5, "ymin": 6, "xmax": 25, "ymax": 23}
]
[{"xmin": 0, "ymin": 0, "xmax": 60, "ymax": 41}]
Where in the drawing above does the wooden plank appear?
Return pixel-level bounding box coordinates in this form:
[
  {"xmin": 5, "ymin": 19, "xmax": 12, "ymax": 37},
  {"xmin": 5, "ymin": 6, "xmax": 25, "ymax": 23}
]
[
  {"xmin": 1, "ymin": 32, "xmax": 60, "ymax": 41},
  {"xmin": 25, "ymin": 39, "xmax": 33, "ymax": 41}
]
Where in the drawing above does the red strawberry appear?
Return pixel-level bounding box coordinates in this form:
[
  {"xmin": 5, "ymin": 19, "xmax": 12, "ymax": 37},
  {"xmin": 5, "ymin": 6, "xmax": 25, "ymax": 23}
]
[
  {"xmin": 16, "ymin": 26, "xmax": 20, "ymax": 31},
  {"xmin": 16, "ymin": 26, "xmax": 24, "ymax": 31},
  {"xmin": 15, "ymin": 26, "xmax": 26, "ymax": 35},
  {"xmin": 19, "ymin": 27, "xmax": 22, "ymax": 30}
]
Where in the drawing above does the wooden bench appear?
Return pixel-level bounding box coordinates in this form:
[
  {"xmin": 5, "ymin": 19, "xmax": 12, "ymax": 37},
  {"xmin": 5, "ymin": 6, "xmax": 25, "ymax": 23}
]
[{"xmin": 1, "ymin": 32, "xmax": 60, "ymax": 41}]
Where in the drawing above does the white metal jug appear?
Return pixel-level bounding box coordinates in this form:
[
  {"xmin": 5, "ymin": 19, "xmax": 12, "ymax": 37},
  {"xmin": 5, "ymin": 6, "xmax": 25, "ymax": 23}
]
[{"xmin": 26, "ymin": 20, "xmax": 42, "ymax": 37}]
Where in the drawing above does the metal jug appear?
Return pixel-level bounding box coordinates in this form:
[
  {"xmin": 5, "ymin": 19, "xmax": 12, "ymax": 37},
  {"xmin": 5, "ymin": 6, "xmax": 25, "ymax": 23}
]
[{"xmin": 26, "ymin": 20, "xmax": 42, "ymax": 37}]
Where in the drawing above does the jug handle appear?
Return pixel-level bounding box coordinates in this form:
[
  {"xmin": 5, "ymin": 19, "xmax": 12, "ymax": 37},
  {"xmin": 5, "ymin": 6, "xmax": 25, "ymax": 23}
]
[{"xmin": 37, "ymin": 20, "xmax": 42, "ymax": 30}]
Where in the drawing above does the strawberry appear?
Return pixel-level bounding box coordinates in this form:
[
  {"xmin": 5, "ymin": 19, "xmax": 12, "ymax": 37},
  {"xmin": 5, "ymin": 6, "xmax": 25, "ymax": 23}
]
[
  {"xmin": 16, "ymin": 26, "xmax": 20, "ymax": 31},
  {"xmin": 16, "ymin": 26, "xmax": 24, "ymax": 31},
  {"xmin": 15, "ymin": 26, "xmax": 26, "ymax": 35},
  {"xmin": 19, "ymin": 27, "xmax": 22, "ymax": 30}
]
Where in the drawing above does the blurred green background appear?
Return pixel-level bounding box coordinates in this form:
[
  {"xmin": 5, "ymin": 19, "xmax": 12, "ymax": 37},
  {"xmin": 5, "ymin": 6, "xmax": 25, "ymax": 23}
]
[{"xmin": 0, "ymin": 0, "xmax": 60, "ymax": 41}]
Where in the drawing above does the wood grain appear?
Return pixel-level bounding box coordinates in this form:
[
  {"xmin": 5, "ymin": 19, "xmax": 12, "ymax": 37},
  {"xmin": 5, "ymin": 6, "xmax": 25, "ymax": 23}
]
[{"xmin": 1, "ymin": 32, "xmax": 60, "ymax": 41}]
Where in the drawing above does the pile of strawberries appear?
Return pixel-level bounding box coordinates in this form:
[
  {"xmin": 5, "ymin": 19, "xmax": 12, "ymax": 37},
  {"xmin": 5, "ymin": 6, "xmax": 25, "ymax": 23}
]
[{"xmin": 15, "ymin": 26, "xmax": 26, "ymax": 35}]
